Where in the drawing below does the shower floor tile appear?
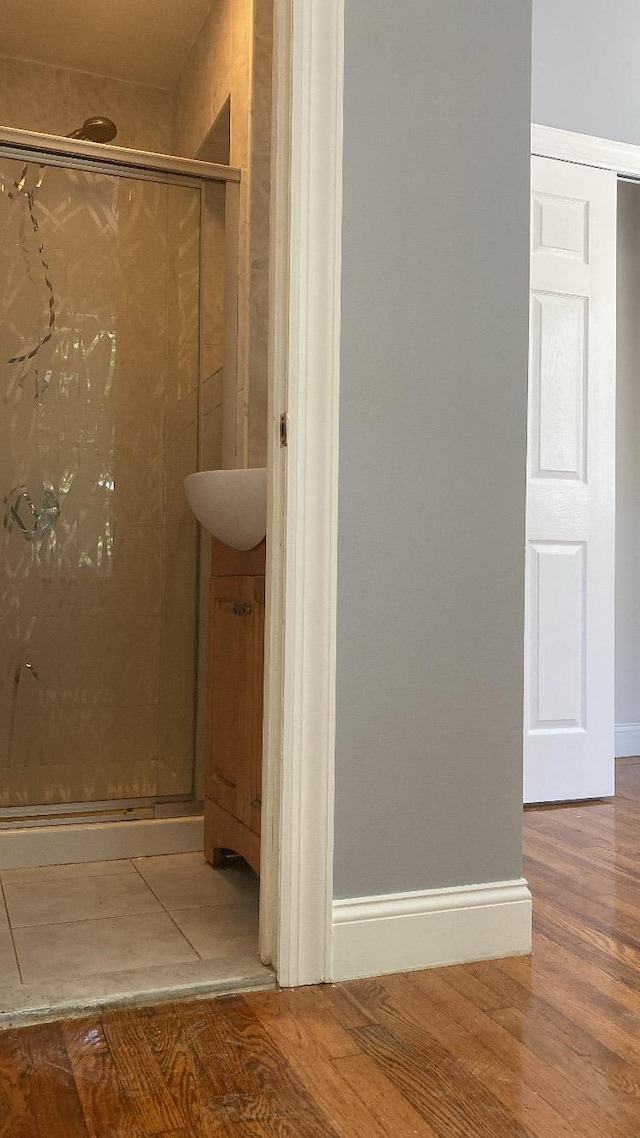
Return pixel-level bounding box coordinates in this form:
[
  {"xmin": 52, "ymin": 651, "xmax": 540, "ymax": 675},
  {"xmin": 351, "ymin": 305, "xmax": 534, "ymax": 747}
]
[
  {"xmin": 14, "ymin": 910, "xmax": 199, "ymax": 983},
  {"xmin": 171, "ymin": 901, "xmax": 259, "ymax": 959},
  {"xmin": 4, "ymin": 872, "xmax": 162, "ymax": 929},
  {"xmin": 133, "ymin": 851, "xmax": 259, "ymax": 910},
  {"xmin": 0, "ymin": 852, "xmax": 271, "ymax": 1026}
]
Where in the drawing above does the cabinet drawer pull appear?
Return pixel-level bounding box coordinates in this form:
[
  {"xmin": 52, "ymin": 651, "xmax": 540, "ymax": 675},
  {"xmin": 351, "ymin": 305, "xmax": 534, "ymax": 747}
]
[
  {"xmin": 251, "ymin": 797, "xmax": 262, "ymax": 809},
  {"xmin": 232, "ymin": 601, "xmax": 253, "ymax": 615}
]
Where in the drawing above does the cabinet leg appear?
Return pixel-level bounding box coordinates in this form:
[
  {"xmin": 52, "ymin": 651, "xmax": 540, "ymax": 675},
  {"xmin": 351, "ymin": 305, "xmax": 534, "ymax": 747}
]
[{"xmin": 204, "ymin": 798, "xmax": 261, "ymax": 875}]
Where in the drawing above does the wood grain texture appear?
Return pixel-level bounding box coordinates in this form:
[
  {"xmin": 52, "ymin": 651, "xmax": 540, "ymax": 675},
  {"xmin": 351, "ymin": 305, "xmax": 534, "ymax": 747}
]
[{"xmin": 3, "ymin": 762, "xmax": 640, "ymax": 1135}]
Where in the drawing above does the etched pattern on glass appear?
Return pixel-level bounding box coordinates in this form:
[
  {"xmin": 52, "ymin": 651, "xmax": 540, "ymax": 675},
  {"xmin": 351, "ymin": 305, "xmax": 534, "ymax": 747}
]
[{"xmin": 0, "ymin": 158, "xmax": 201, "ymax": 808}]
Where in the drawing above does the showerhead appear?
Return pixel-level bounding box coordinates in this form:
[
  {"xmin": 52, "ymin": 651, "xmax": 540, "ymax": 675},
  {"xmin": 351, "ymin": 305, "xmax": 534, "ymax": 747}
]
[{"xmin": 67, "ymin": 117, "xmax": 118, "ymax": 144}]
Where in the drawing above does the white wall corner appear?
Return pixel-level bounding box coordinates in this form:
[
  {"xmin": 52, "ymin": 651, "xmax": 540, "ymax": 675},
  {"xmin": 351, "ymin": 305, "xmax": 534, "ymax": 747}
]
[
  {"xmin": 615, "ymin": 724, "xmax": 640, "ymax": 759},
  {"xmin": 330, "ymin": 878, "xmax": 532, "ymax": 983}
]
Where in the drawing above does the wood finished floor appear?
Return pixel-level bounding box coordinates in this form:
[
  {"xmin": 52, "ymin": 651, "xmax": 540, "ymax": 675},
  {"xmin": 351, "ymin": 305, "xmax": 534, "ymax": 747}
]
[{"xmin": 3, "ymin": 759, "xmax": 640, "ymax": 1136}]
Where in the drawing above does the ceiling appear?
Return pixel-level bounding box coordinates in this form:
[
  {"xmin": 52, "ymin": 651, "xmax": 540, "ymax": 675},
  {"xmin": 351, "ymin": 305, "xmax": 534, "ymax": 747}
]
[{"xmin": 0, "ymin": 0, "xmax": 214, "ymax": 89}]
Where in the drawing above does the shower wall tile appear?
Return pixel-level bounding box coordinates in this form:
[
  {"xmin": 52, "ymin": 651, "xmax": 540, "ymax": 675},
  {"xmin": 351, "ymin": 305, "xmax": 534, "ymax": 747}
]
[
  {"xmin": 162, "ymin": 505, "xmax": 199, "ymax": 625},
  {"xmin": 202, "ymin": 403, "xmax": 224, "ymax": 472},
  {"xmin": 158, "ymin": 614, "xmax": 197, "ymax": 798},
  {"xmin": 204, "ymin": 370, "xmax": 224, "ymax": 417},
  {"xmin": 0, "ymin": 55, "xmax": 171, "ymax": 153},
  {"xmin": 166, "ymin": 389, "xmax": 198, "ymax": 436},
  {"xmin": 8, "ymin": 612, "xmax": 162, "ymax": 712},
  {"xmin": 3, "ymin": 705, "xmax": 159, "ymax": 807},
  {"xmin": 203, "ymin": 340, "xmax": 225, "ymax": 382},
  {"xmin": 11, "ymin": 526, "xmax": 163, "ymax": 623},
  {"xmin": 164, "ymin": 423, "xmax": 199, "ymax": 507},
  {"xmin": 171, "ymin": 0, "xmax": 271, "ymax": 471},
  {"xmin": 255, "ymin": 0, "xmax": 274, "ymax": 41},
  {"xmin": 0, "ymin": 56, "xmax": 71, "ymax": 136},
  {"xmin": 172, "ymin": 0, "xmax": 233, "ymax": 162},
  {"xmin": 66, "ymin": 71, "xmax": 172, "ymax": 154},
  {"xmin": 249, "ymin": 153, "xmax": 271, "ymax": 275}
]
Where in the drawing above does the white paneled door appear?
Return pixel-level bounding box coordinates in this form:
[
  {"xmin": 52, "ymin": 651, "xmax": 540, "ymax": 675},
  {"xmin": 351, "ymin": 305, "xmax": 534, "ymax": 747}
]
[{"xmin": 524, "ymin": 156, "xmax": 617, "ymax": 804}]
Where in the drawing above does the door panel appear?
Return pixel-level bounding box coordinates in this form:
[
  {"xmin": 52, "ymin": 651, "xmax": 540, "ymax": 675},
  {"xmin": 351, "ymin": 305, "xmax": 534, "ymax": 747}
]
[{"xmin": 524, "ymin": 156, "xmax": 616, "ymax": 804}]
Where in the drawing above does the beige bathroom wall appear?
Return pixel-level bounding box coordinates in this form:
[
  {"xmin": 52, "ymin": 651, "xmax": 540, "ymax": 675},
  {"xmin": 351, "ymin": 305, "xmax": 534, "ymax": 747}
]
[
  {"xmin": 172, "ymin": 0, "xmax": 273, "ymax": 469},
  {"xmin": 0, "ymin": 55, "xmax": 172, "ymax": 152}
]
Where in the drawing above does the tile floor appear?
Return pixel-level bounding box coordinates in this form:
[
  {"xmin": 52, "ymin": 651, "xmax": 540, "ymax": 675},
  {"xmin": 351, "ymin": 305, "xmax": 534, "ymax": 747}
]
[{"xmin": 0, "ymin": 852, "xmax": 273, "ymax": 1026}]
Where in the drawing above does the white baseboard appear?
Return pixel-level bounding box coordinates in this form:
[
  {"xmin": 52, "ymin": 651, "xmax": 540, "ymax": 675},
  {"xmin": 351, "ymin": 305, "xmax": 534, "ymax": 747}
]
[
  {"xmin": 331, "ymin": 877, "xmax": 532, "ymax": 982},
  {"xmin": 615, "ymin": 723, "xmax": 640, "ymax": 758},
  {"xmin": 0, "ymin": 816, "xmax": 204, "ymax": 871}
]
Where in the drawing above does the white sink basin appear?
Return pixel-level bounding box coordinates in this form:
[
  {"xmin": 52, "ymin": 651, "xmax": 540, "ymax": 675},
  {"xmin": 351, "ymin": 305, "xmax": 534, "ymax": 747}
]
[{"xmin": 184, "ymin": 468, "xmax": 267, "ymax": 551}]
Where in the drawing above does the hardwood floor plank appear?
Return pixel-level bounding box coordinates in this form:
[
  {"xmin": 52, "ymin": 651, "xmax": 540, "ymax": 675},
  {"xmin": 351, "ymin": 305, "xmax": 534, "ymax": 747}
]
[
  {"xmin": 353, "ymin": 1020, "xmax": 530, "ymax": 1138},
  {"xmin": 525, "ymin": 833, "xmax": 640, "ymax": 891},
  {"xmin": 533, "ymin": 897, "xmax": 640, "ymax": 984},
  {"xmin": 531, "ymin": 932, "xmax": 640, "ymax": 1018},
  {"xmin": 18, "ymin": 1022, "xmax": 88, "ymax": 1138},
  {"xmin": 332, "ymin": 1051, "xmax": 441, "ymax": 1137},
  {"xmin": 526, "ymin": 820, "xmax": 640, "ymax": 865},
  {"xmin": 0, "ymin": 1029, "xmax": 46, "ymax": 1138},
  {"xmin": 63, "ymin": 1017, "xmax": 157, "ymax": 1138},
  {"xmin": 534, "ymin": 873, "xmax": 640, "ymax": 955},
  {"xmin": 496, "ymin": 949, "xmax": 640, "ymax": 1063},
  {"xmin": 261, "ymin": 984, "xmax": 366, "ymax": 1059},
  {"xmin": 345, "ymin": 974, "xmax": 531, "ymax": 1137},
  {"xmin": 415, "ymin": 966, "xmax": 609, "ymax": 1138},
  {"xmin": 120, "ymin": 1004, "xmax": 239, "ymax": 1138},
  {"xmin": 249, "ymin": 989, "xmax": 391, "ymax": 1137},
  {"xmin": 100, "ymin": 1007, "xmax": 200, "ymax": 1135},
  {"xmin": 182, "ymin": 994, "xmax": 342, "ymax": 1136},
  {"xmin": 464, "ymin": 961, "xmax": 640, "ymax": 1132},
  {"xmin": 403, "ymin": 969, "xmax": 577, "ymax": 1138}
]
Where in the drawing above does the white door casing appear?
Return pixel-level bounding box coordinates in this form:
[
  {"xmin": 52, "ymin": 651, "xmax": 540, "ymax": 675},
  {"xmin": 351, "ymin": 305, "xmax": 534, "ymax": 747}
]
[
  {"xmin": 524, "ymin": 155, "xmax": 617, "ymax": 804},
  {"xmin": 259, "ymin": 0, "xmax": 344, "ymax": 986}
]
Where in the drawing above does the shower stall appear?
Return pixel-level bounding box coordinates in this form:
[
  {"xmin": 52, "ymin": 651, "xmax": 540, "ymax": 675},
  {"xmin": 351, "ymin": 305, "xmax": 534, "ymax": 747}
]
[{"xmin": 0, "ymin": 127, "xmax": 235, "ymax": 836}]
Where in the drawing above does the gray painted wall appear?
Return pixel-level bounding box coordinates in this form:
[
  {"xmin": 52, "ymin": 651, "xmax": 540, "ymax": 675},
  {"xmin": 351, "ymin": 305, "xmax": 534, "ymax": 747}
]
[
  {"xmin": 334, "ymin": 0, "xmax": 532, "ymax": 899},
  {"xmin": 532, "ymin": 0, "xmax": 640, "ymax": 145}
]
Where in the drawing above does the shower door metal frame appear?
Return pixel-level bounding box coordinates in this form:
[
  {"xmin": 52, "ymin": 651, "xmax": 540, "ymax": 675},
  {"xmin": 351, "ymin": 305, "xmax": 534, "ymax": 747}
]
[
  {"xmin": 0, "ymin": 130, "xmax": 241, "ymax": 821},
  {"xmin": 0, "ymin": 124, "xmax": 241, "ymax": 184}
]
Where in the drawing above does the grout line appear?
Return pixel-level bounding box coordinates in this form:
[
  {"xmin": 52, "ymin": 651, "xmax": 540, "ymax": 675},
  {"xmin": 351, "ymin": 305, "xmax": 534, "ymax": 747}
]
[
  {"xmin": 0, "ymin": 859, "xmax": 137, "ymax": 888},
  {"xmin": 10, "ymin": 906, "xmax": 167, "ymax": 932},
  {"xmin": 130, "ymin": 858, "xmax": 206, "ymax": 960},
  {"xmin": 0, "ymin": 880, "xmax": 24, "ymax": 985}
]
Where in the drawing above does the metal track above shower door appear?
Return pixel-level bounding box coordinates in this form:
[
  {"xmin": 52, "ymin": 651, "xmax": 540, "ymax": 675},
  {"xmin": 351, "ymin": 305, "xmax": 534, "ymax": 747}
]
[{"xmin": 0, "ymin": 124, "xmax": 242, "ymax": 185}]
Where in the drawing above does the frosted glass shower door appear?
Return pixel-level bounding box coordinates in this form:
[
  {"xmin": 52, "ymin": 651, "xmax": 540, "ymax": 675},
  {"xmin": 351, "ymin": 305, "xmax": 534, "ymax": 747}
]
[{"xmin": 0, "ymin": 156, "xmax": 202, "ymax": 810}]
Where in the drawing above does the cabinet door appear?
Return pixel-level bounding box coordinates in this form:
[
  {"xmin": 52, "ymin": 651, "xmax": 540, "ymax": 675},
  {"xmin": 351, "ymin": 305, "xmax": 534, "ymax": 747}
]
[{"xmin": 206, "ymin": 575, "xmax": 256, "ymax": 824}]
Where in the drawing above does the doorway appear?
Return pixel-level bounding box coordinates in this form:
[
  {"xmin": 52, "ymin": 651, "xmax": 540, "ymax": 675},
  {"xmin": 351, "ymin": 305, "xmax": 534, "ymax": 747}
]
[
  {"xmin": 526, "ymin": 126, "xmax": 640, "ymax": 809},
  {"xmin": 0, "ymin": 0, "xmax": 345, "ymax": 1012},
  {"xmin": 0, "ymin": 0, "xmax": 281, "ymax": 1018}
]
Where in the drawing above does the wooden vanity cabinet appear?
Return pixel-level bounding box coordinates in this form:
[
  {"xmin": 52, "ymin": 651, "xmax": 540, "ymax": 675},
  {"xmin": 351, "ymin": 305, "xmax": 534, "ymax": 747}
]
[{"xmin": 204, "ymin": 538, "xmax": 265, "ymax": 875}]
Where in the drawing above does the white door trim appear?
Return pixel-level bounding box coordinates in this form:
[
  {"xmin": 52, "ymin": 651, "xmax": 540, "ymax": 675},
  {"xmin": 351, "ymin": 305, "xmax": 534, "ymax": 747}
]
[
  {"xmin": 260, "ymin": 0, "xmax": 344, "ymax": 987},
  {"xmin": 532, "ymin": 123, "xmax": 640, "ymax": 177}
]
